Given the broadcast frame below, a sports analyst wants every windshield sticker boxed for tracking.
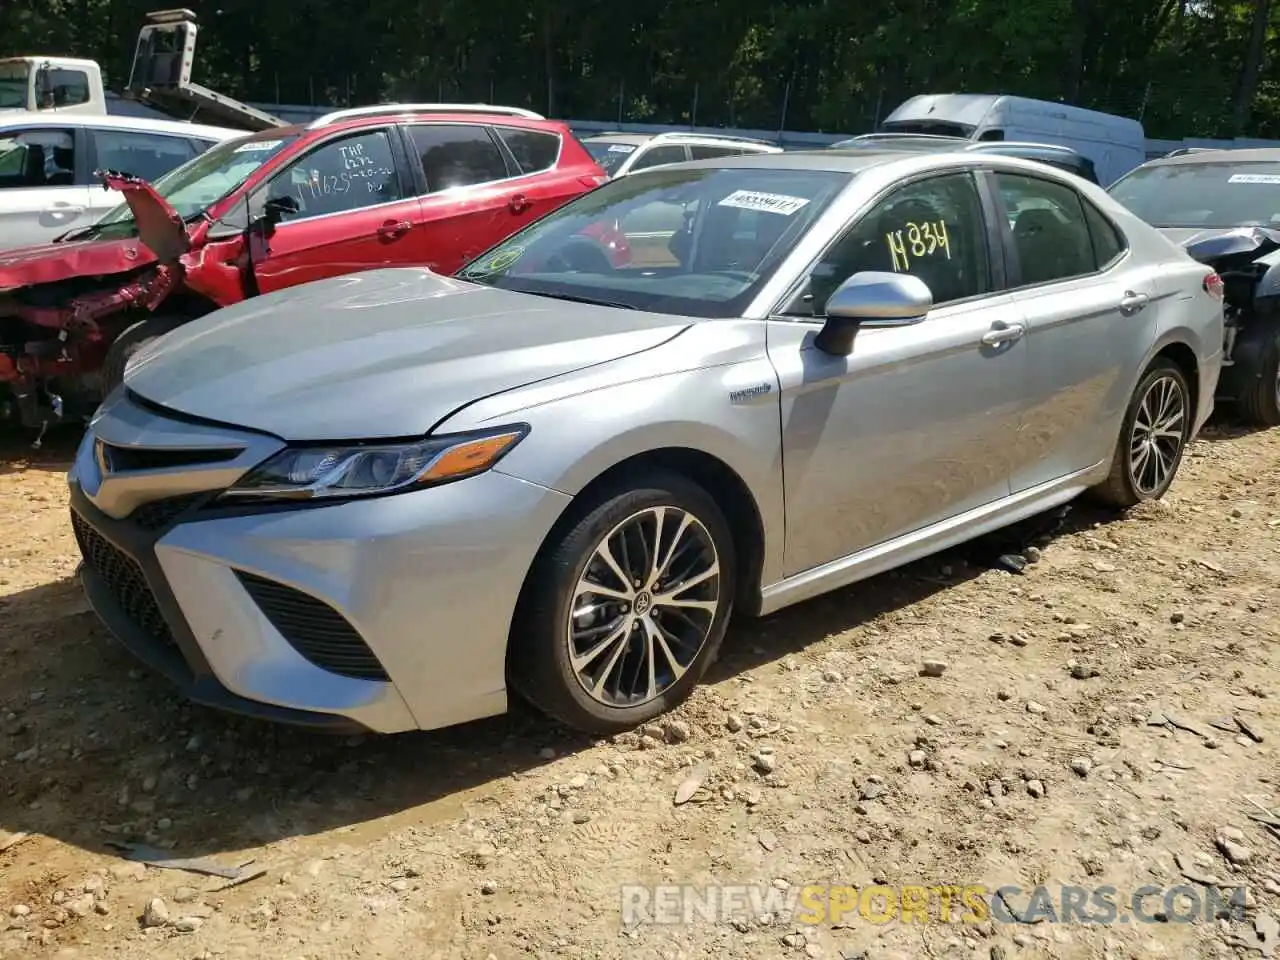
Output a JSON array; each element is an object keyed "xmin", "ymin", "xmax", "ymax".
[
  {"xmin": 234, "ymin": 139, "xmax": 283, "ymax": 153},
  {"xmin": 886, "ymin": 220, "xmax": 951, "ymax": 272},
  {"xmin": 480, "ymin": 247, "xmax": 523, "ymax": 273},
  {"xmin": 718, "ymin": 190, "xmax": 811, "ymax": 216},
  {"xmin": 607, "ymin": 144, "xmax": 637, "ymax": 154},
  {"xmin": 1228, "ymin": 173, "xmax": 1280, "ymax": 184}
]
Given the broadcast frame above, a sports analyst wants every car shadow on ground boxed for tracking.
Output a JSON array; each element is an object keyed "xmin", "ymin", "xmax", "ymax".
[
  {"xmin": 1196, "ymin": 417, "xmax": 1275, "ymax": 443},
  {"xmin": 0, "ymin": 495, "xmax": 1125, "ymax": 869}
]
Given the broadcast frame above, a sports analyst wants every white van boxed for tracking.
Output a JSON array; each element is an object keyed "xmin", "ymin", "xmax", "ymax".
[{"xmin": 879, "ymin": 94, "xmax": 1145, "ymax": 186}]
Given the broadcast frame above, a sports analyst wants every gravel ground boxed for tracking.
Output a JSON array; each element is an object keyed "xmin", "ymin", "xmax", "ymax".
[{"xmin": 0, "ymin": 421, "xmax": 1277, "ymax": 960}]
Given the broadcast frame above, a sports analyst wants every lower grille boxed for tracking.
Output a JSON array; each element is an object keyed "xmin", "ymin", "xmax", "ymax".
[
  {"xmin": 129, "ymin": 493, "xmax": 208, "ymax": 532},
  {"xmin": 71, "ymin": 511, "xmax": 172, "ymax": 644},
  {"xmin": 235, "ymin": 571, "xmax": 389, "ymax": 682}
]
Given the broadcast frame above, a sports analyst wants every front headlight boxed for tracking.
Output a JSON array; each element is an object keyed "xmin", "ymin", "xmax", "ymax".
[{"xmin": 221, "ymin": 425, "xmax": 528, "ymax": 501}]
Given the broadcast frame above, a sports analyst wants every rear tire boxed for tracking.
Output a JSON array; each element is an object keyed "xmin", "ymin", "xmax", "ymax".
[
  {"xmin": 507, "ymin": 470, "xmax": 736, "ymax": 734},
  {"xmin": 1236, "ymin": 330, "xmax": 1280, "ymax": 426},
  {"xmin": 1091, "ymin": 359, "xmax": 1192, "ymax": 508},
  {"xmin": 101, "ymin": 314, "xmax": 191, "ymax": 398}
]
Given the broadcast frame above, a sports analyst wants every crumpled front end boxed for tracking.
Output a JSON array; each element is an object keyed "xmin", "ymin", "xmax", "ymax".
[{"xmin": 0, "ymin": 171, "xmax": 231, "ymax": 431}]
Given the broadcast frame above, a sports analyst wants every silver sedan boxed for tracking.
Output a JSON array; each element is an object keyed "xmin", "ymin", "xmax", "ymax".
[{"xmin": 68, "ymin": 150, "xmax": 1224, "ymax": 735}]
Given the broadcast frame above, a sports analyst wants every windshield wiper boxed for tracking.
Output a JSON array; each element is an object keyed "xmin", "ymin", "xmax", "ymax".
[{"xmin": 521, "ymin": 289, "xmax": 638, "ymax": 310}]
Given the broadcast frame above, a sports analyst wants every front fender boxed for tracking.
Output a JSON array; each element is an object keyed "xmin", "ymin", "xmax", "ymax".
[{"xmin": 432, "ymin": 325, "xmax": 789, "ymax": 587}]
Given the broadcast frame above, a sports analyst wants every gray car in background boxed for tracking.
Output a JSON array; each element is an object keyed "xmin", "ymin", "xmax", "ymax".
[
  {"xmin": 1108, "ymin": 148, "xmax": 1280, "ymax": 424},
  {"xmin": 68, "ymin": 150, "xmax": 1224, "ymax": 736}
]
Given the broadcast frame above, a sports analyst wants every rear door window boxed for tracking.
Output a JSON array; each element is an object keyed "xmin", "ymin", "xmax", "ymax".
[
  {"xmin": 995, "ymin": 173, "xmax": 1098, "ymax": 286},
  {"xmin": 91, "ymin": 129, "xmax": 198, "ymax": 181},
  {"xmin": 630, "ymin": 144, "xmax": 688, "ymax": 172},
  {"xmin": 407, "ymin": 124, "xmax": 510, "ymax": 191},
  {"xmin": 690, "ymin": 145, "xmax": 740, "ymax": 160}
]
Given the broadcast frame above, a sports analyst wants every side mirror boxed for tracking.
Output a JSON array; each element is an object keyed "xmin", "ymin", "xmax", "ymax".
[
  {"xmin": 814, "ymin": 271, "xmax": 933, "ymax": 356},
  {"xmin": 263, "ymin": 194, "xmax": 299, "ymax": 223}
]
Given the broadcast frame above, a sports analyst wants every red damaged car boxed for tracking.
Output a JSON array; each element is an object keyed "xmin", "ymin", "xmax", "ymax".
[{"xmin": 0, "ymin": 104, "xmax": 607, "ymax": 432}]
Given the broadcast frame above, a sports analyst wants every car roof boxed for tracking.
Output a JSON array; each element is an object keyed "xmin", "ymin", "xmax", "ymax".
[
  {"xmin": 1141, "ymin": 147, "xmax": 1280, "ymax": 168},
  {"xmin": 581, "ymin": 132, "xmax": 777, "ymax": 148},
  {"xmin": 0, "ymin": 112, "xmax": 240, "ymax": 140},
  {"xmin": 208, "ymin": 111, "xmax": 569, "ymax": 150},
  {"xmin": 582, "ymin": 133, "xmax": 655, "ymax": 145},
  {"xmin": 641, "ymin": 149, "xmax": 1106, "ymax": 185},
  {"xmin": 830, "ymin": 135, "xmax": 1087, "ymax": 161}
]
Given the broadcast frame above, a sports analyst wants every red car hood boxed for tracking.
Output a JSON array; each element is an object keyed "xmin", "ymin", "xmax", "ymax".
[
  {"xmin": 0, "ymin": 237, "xmax": 158, "ymax": 293},
  {"xmin": 0, "ymin": 172, "xmax": 186, "ymax": 292},
  {"xmin": 97, "ymin": 171, "xmax": 191, "ymax": 263}
]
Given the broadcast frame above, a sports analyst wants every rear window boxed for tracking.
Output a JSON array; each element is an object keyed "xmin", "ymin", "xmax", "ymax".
[
  {"xmin": 1108, "ymin": 160, "xmax": 1280, "ymax": 228},
  {"xmin": 584, "ymin": 140, "xmax": 638, "ymax": 176},
  {"xmin": 496, "ymin": 127, "xmax": 561, "ymax": 174}
]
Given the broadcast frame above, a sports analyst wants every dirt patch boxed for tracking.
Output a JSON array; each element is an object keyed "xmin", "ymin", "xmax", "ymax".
[{"xmin": 0, "ymin": 422, "xmax": 1277, "ymax": 960}]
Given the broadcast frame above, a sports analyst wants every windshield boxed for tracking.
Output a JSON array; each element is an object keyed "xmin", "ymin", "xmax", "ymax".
[
  {"xmin": 0, "ymin": 62, "xmax": 29, "ymax": 109},
  {"xmin": 76, "ymin": 133, "xmax": 296, "ymax": 240},
  {"xmin": 830, "ymin": 136, "xmax": 954, "ymax": 153},
  {"xmin": 1107, "ymin": 160, "xmax": 1280, "ymax": 229},
  {"xmin": 457, "ymin": 165, "xmax": 851, "ymax": 319},
  {"xmin": 880, "ymin": 120, "xmax": 975, "ymax": 138},
  {"xmin": 584, "ymin": 140, "xmax": 640, "ymax": 176}
]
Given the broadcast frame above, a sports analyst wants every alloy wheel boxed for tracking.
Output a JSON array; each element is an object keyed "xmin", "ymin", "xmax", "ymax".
[
  {"xmin": 567, "ymin": 506, "xmax": 721, "ymax": 707},
  {"xmin": 1128, "ymin": 374, "xmax": 1186, "ymax": 496}
]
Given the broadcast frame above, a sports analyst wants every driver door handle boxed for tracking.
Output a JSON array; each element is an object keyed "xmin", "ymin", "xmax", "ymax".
[
  {"xmin": 377, "ymin": 219, "xmax": 411, "ymax": 240},
  {"xmin": 1119, "ymin": 290, "xmax": 1150, "ymax": 315},
  {"xmin": 508, "ymin": 193, "xmax": 531, "ymax": 214},
  {"xmin": 43, "ymin": 204, "xmax": 85, "ymax": 217},
  {"xmin": 981, "ymin": 322, "xmax": 1026, "ymax": 346}
]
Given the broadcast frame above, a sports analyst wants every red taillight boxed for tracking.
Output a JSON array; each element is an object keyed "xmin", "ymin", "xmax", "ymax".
[{"xmin": 1204, "ymin": 272, "xmax": 1224, "ymax": 299}]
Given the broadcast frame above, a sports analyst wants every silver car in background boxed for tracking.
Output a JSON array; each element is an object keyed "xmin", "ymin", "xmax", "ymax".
[{"xmin": 68, "ymin": 150, "xmax": 1224, "ymax": 736}]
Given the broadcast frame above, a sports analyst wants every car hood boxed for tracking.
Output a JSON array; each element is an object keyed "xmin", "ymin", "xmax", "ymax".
[
  {"xmin": 0, "ymin": 236, "xmax": 157, "ymax": 292},
  {"xmin": 1157, "ymin": 226, "xmax": 1228, "ymax": 247},
  {"xmin": 123, "ymin": 268, "xmax": 694, "ymax": 441},
  {"xmin": 97, "ymin": 171, "xmax": 190, "ymax": 263}
]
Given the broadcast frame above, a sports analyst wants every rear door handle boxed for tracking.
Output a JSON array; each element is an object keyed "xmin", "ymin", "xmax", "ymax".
[
  {"xmin": 1119, "ymin": 290, "xmax": 1150, "ymax": 315},
  {"xmin": 377, "ymin": 219, "xmax": 411, "ymax": 240},
  {"xmin": 508, "ymin": 193, "xmax": 531, "ymax": 214},
  {"xmin": 43, "ymin": 204, "xmax": 85, "ymax": 218},
  {"xmin": 981, "ymin": 322, "xmax": 1026, "ymax": 346}
]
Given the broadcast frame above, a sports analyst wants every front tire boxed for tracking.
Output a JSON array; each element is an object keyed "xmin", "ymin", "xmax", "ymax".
[
  {"xmin": 101, "ymin": 314, "xmax": 191, "ymax": 398},
  {"xmin": 508, "ymin": 470, "xmax": 736, "ymax": 734},
  {"xmin": 1236, "ymin": 330, "xmax": 1280, "ymax": 426},
  {"xmin": 1091, "ymin": 359, "xmax": 1192, "ymax": 508}
]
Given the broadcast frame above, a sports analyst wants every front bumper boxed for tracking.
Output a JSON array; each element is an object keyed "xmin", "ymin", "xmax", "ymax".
[{"xmin": 69, "ymin": 403, "xmax": 572, "ymax": 734}]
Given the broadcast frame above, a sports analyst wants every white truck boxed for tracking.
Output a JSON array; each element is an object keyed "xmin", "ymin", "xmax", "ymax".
[{"xmin": 0, "ymin": 9, "xmax": 284, "ymax": 130}]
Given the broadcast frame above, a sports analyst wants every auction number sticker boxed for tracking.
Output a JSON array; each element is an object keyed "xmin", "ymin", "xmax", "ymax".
[
  {"xmin": 234, "ymin": 139, "xmax": 284, "ymax": 153},
  {"xmin": 1228, "ymin": 173, "xmax": 1280, "ymax": 184},
  {"xmin": 607, "ymin": 144, "xmax": 637, "ymax": 154},
  {"xmin": 717, "ymin": 190, "xmax": 811, "ymax": 216}
]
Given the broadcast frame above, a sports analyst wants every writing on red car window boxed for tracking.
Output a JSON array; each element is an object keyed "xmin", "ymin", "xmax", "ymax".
[
  {"xmin": 886, "ymin": 220, "xmax": 951, "ymax": 272},
  {"xmin": 340, "ymin": 143, "xmax": 373, "ymax": 170},
  {"xmin": 717, "ymin": 190, "xmax": 811, "ymax": 216}
]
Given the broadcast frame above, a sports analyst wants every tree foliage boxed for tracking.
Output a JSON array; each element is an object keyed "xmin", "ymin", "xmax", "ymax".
[{"xmin": 2, "ymin": 0, "xmax": 1277, "ymax": 138}]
